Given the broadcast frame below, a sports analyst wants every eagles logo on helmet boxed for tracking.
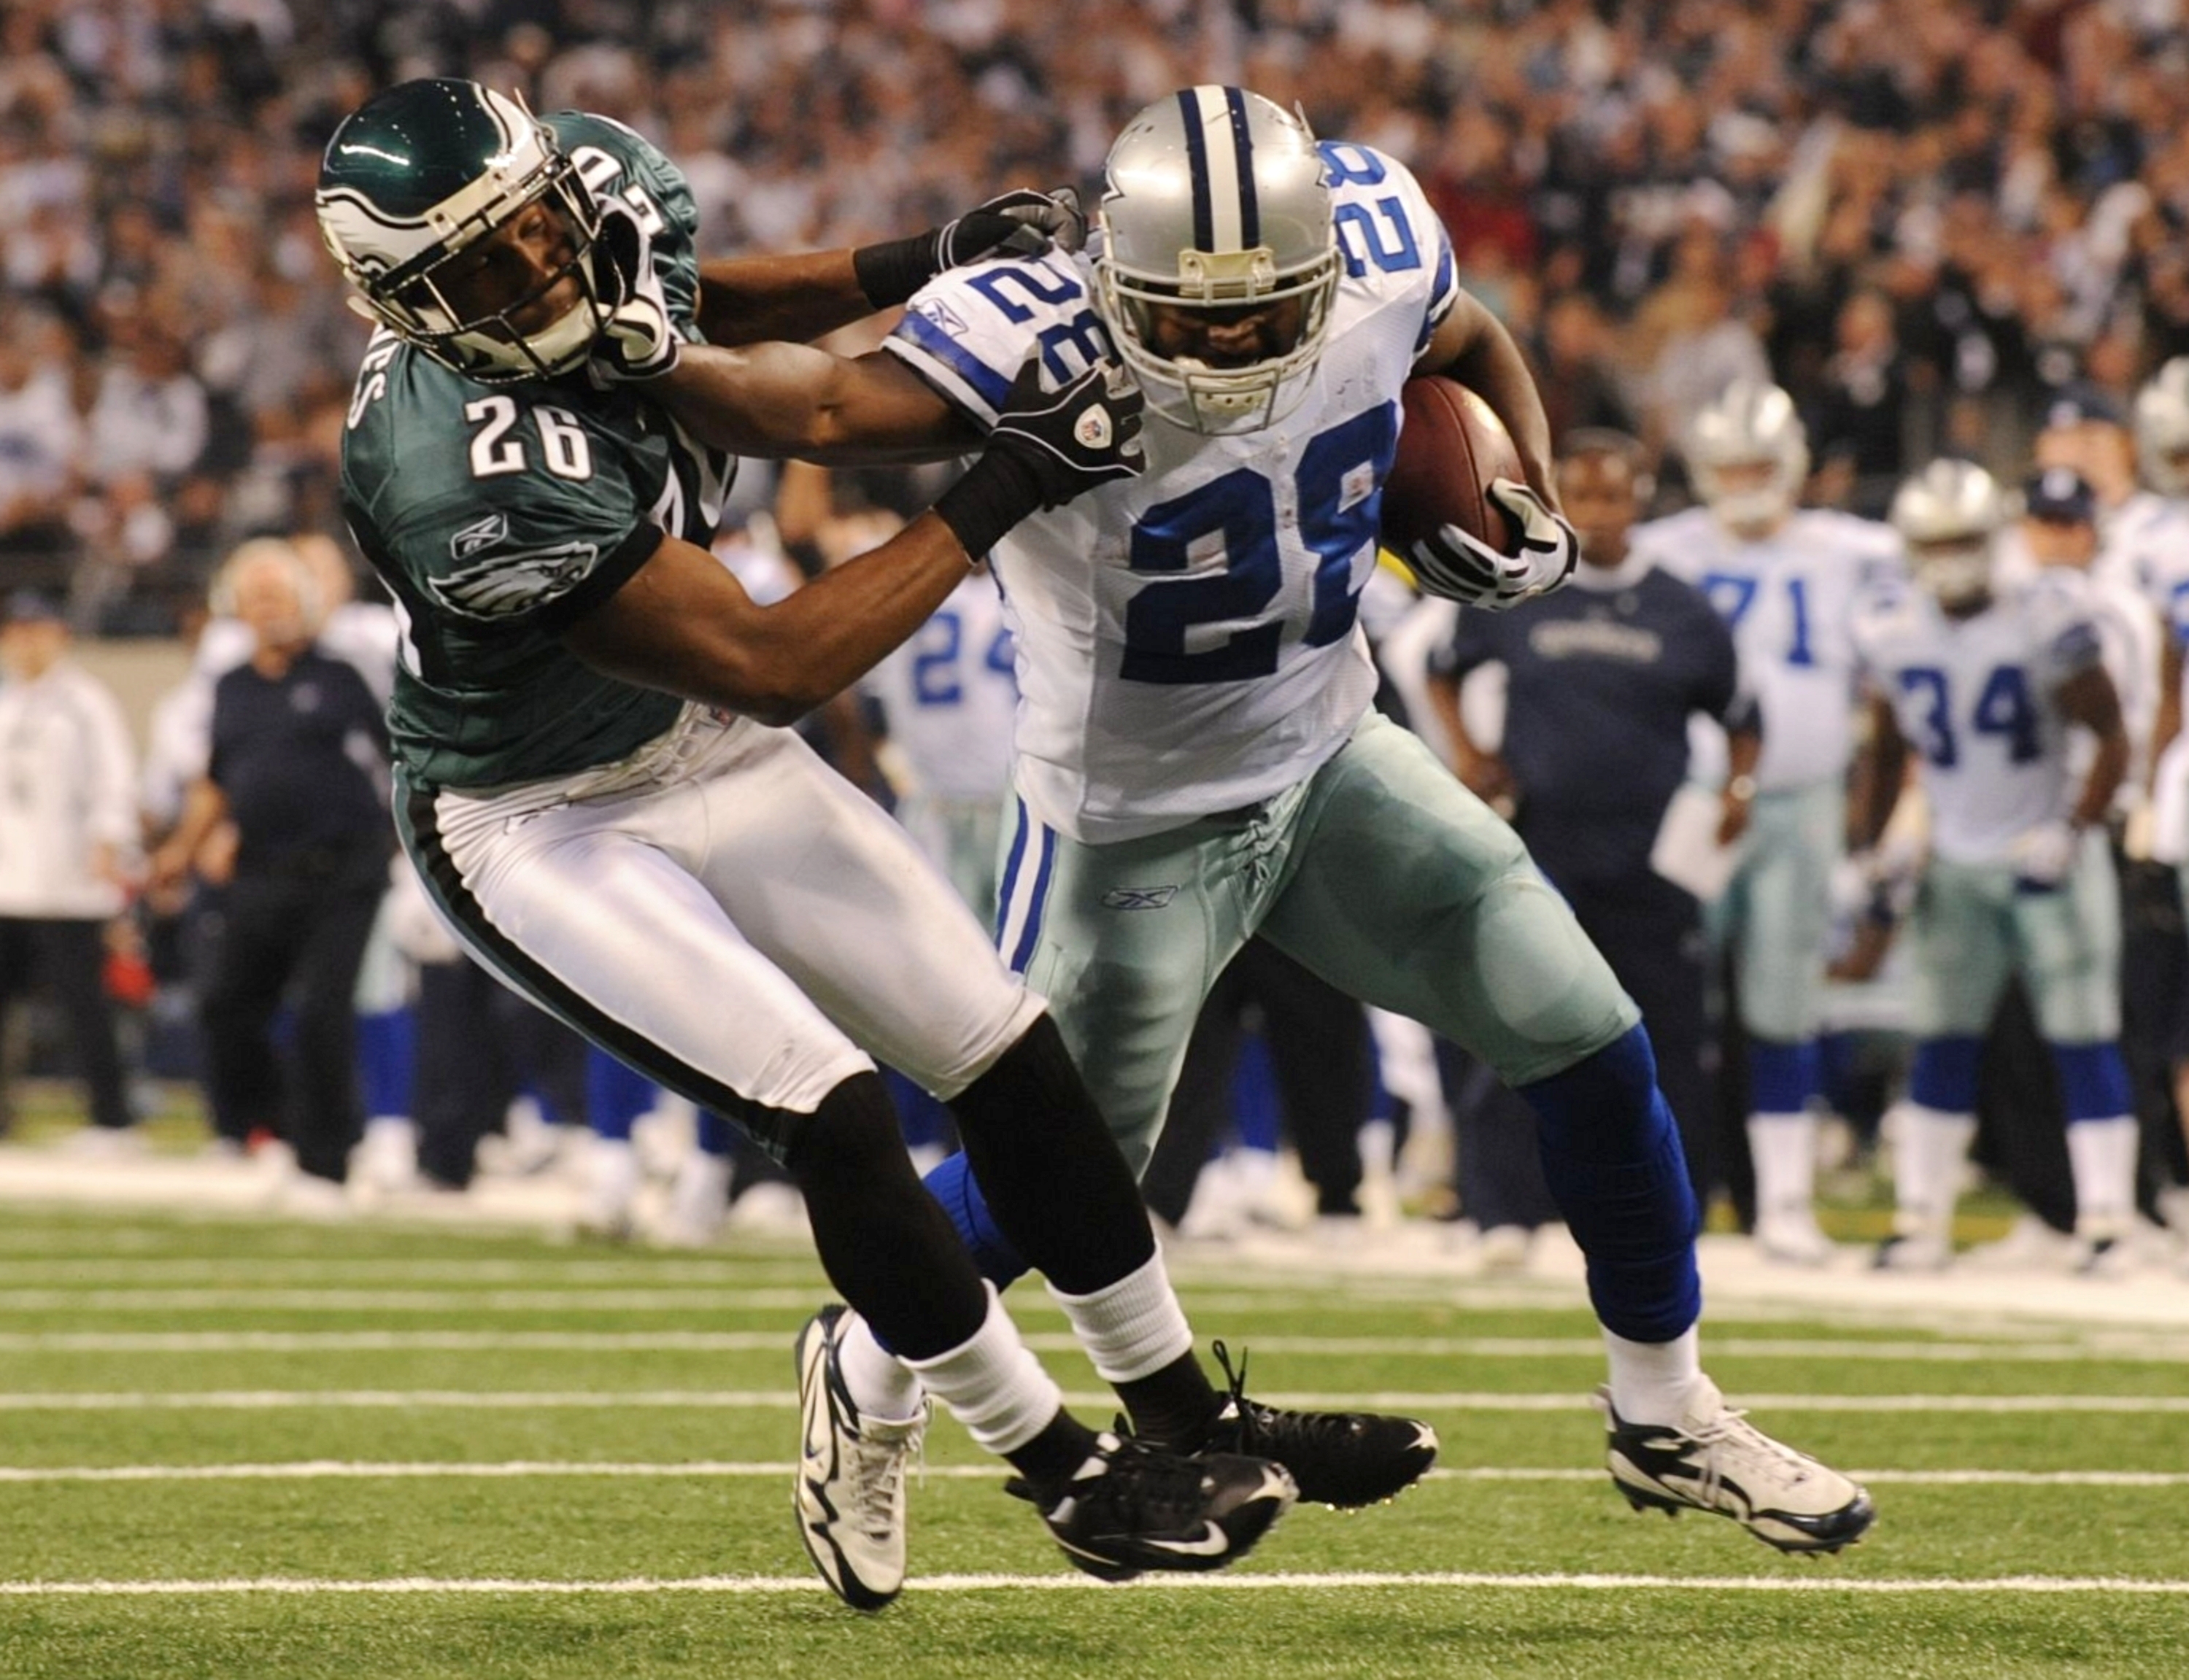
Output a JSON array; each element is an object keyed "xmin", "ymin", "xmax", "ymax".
[{"xmin": 314, "ymin": 79, "xmax": 623, "ymax": 384}]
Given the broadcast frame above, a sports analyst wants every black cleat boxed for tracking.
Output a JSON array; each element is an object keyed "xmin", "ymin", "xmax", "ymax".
[
  {"xmin": 1193, "ymin": 1341, "xmax": 1439, "ymax": 1509},
  {"xmin": 1008, "ymin": 1432, "xmax": 1294, "ymax": 1582},
  {"xmin": 1600, "ymin": 1377, "xmax": 1876, "ymax": 1555}
]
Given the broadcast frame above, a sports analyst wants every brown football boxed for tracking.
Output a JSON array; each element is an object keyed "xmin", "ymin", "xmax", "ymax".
[{"xmin": 1381, "ymin": 376, "xmax": 1524, "ymax": 559}]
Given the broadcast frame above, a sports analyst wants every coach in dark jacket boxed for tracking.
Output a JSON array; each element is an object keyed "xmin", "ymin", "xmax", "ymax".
[
  {"xmin": 151, "ymin": 541, "xmax": 389, "ymax": 1199},
  {"xmin": 1426, "ymin": 432, "xmax": 1760, "ymax": 1230}
]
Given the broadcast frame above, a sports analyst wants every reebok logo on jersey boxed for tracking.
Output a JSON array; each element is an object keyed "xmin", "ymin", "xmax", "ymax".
[
  {"xmin": 913, "ymin": 297, "xmax": 970, "ymax": 338},
  {"xmin": 448, "ymin": 512, "xmax": 511, "ymax": 561},
  {"xmin": 428, "ymin": 541, "xmax": 600, "ymax": 619},
  {"xmin": 1101, "ymin": 886, "xmax": 1177, "ymax": 910}
]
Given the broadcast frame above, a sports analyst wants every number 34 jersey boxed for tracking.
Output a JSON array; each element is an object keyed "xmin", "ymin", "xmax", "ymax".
[
  {"xmin": 1851, "ymin": 578, "xmax": 2104, "ymax": 866},
  {"xmin": 887, "ymin": 142, "xmax": 1459, "ymax": 843}
]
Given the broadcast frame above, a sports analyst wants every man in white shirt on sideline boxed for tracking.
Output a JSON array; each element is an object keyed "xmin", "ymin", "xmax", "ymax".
[{"xmin": 0, "ymin": 589, "xmax": 139, "ymax": 1146}]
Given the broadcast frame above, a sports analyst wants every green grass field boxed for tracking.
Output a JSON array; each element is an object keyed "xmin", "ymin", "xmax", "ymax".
[{"xmin": 0, "ymin": 1207, "xmax": 2183, "ymax": 1679}]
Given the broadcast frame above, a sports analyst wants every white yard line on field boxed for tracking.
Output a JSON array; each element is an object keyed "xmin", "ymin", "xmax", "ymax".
[
  {"xmin": 0, "ymin": 1460, "xmax": 2183, "ymax": 1488},
  {"xmin": 4, "ymin": 1328, "xmax": 2187, "ymax": 1362},
  {"xmin": 0, "ymin": 1389, "xmax": 2185, "ymax": 1413},
  {"xmin": 1, "ymin": 1571, "xmax": 2185, "ymax": 1598}
]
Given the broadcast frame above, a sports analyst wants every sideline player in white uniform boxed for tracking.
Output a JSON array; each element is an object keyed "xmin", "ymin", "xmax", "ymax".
[
  {"xmin": 1629, "ymin": 384, "xmax": 1903, "ymax": 1263},
  {"xmin": 864, "ymin": 564, "xmax": 1019, "ymax": 917},
  {"xmin": 653, "ymin": 88, "xmax": 1875, "ymax": 1562},
  {"xmin": 1853, "ymin": 461, "xmax": 2136, "ymax": 1271}
]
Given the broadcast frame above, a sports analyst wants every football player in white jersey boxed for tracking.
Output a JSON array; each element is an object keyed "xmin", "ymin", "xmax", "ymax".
[
  {"xmin": 2129, "ymin": 357, "xmax": 2189, "ymax": 1253},
  {"xmin": 1853, "ymin": 460, "xmax": 2136, "ymax": 1271},
  {"xmin": 652, "ymin": 87, "xmax": 1875, "ymax": 1563},
  {"xmin": 1629, "ymin": 383, "xmax": 1903, "ymax": 1264}
]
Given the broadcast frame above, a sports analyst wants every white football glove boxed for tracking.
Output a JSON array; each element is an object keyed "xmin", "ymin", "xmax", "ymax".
[
  {"xmin": 2008, "ymin": 819, "xmax": 2080, "ymax": 891},
  {"xmin": 587, "ymin": 199, "xmax": 682, "ymax": 384},
  {"xmin": 1408, "ymin": 479, "xmax": 1579, "ymax": 608}
]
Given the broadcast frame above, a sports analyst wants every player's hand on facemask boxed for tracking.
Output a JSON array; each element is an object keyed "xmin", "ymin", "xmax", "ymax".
[
  {"xmin": 2008, "ymin": 818, "xmax": 2079, "ymax": 891},
  {"xmin": 938, "ymin": 187, "xmax": 1088, "ymax": 265},
  {"xmin": 1409, "ymin": 480, "xmax": 1580, "ymax": 609},
  {"xmin": 587, "ymin": 199, "xmax": 683, "ymax": 383}
]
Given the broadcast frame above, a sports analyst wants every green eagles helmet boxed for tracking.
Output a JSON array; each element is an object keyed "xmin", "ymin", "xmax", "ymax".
[{"xmin": 315, "ymin": 78, "xmax": 616, "ymax": 384}]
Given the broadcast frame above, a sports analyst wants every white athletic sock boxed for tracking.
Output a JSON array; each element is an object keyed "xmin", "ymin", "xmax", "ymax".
[
  {"xmin": 1047, "ymin": 1246, "xmax": 1194, "ymax": 1384},
  {"xmin": 836, "ymin": 1312, "xmax": 927, "ymax": 1424},
  {"xmin": 2065, "ymin": 1115, "xmax": 2138, "ymax": 1238},
  {"xmin": 901, "ymin": 1285, "xmax": 1065, "ymax": 1457},
  {"xmin": 1603, "ymin": 1325, "xmax": 1703, "ymax": 1427},
  {"xmin": 1747, "ymin": 1112, "xmax": 1818, "ymax": 1220},
  {"xmin": 1889, "ymin": 1103, "xmax": 1976, "ymax": 1234}
]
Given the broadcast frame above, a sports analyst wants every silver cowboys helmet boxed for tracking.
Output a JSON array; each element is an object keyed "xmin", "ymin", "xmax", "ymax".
[
  {"xmin": 1686, "ymin": 380, "xmax": 1810, "ymax": 531},
  {"xmin": 2134, "ymin": 356, "xmax": 2189, "ymax": 496},
  {"xmin": 314, "ymin": 79, "xmax": 615, "ymax": 384},
  {"xmin": 1891, "ymin": 457, "xmax": 2005, "ymax": 608},
  {"xmin": 1096, "ymin": 86, "xmax": 1341, "ymax": 433}
]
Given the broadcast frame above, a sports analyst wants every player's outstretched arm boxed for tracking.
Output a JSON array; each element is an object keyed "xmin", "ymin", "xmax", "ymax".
[
  {"xmin": 695, "ymin": 190, "xmax": 1084, "ymax": 347},
  {"xmin": 646, "ymin": 339, "xmax": 980, "ymax": 465},
  {"xmin": 563, "ymin": 357, "xmax": 1140, "ymax": 725}
]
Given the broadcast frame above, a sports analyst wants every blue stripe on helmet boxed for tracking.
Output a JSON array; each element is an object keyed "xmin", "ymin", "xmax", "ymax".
[
  {"xmin": 1177, "ymin": 88, "xmax": 1215, "ymax": 252},
  {"xmin": 1222, "ymin": 86, "xmax": 1259, "ymax": 247}
]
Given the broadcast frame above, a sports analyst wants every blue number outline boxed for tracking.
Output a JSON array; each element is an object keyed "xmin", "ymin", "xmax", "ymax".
[{"xmin": 1119, "ymin": 405, "xmax": 1398, "ymax": 684}]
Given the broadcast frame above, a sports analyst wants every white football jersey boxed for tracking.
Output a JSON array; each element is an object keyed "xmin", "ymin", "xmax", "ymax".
[
  {"xmin": 1632, "ymin": 507, "xmax": 1902, "ymax": 793},
  {"xmin": 864, "ymin": 571, "xmax": 1019, "ymax": 803},
  {"xmin": 886, "ymin": 141, "xmax": 1459, "ymax": 842},
  {"xmin": 1852, "ymin": 578, "xmax": 2104, "ymax": 864}
]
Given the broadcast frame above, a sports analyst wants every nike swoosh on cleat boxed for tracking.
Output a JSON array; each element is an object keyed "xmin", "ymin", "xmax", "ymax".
[
  {"xmin": 1409, "ymin": 1424, "xmax": 1440, "ymax": 1452},
  {"xmin": 1145, "ymin": 1522, "xmax": 1233, "ymax": 1558}
]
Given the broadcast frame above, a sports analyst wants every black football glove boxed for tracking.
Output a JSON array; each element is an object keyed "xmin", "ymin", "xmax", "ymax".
[
  {"xmin": 1408, "ymin": 479, "xmax": 1579, "ymax": 608},
  {"xmin": 854, "ymin": 187, "xmax": 1086, "ymax": 308},
  {"xmin": 586, "ymin": 199, "xmax": 683, "ymax": 384},
  {"xmin": 934, "ymin": 355, "xmax": 1145, "ymax": 558},
  {"xmin": 936, "ymin": 186, "xmax": 1088, "ymax": 266}
]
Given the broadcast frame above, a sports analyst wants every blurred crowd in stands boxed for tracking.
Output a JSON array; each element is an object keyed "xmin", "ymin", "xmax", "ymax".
[{"xmin": 1, "ymin": 1, "xmax": 2188, "ymax": 623}]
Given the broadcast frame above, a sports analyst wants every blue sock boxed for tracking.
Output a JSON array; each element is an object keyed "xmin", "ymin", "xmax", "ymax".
[
  {"xmin": 355, "ymin": 1006, "xmax": 415, "ymax": 1119},
  {"xmin": 921, "ymin": 1151, "xmax": 1029, "ymax": 1288},
  {"xmin": 1746, "ymin": 1037, "xmax": 1819, "ymax": 1114},
  {"xmin": 1908, "ymin": 1037, "xmax": 1982, "ymax": 1112},
  {"xmin": 1520, "ymin": 1024, "xmax": 1702, "ymax": 1344},
  {"xmin": 695, "ymin": 1110, "xmax": 731, "ymax": 1157},
  {"xmin": 2051, "ymin": 1041, "xmax": 2131, "ymax": 1122},
  {"xmin": 585, "ymin": 1048, "xmax": 654, "ymax": 1142}
]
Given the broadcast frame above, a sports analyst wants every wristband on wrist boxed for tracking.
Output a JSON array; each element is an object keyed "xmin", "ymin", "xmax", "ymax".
[
  {"xmin": 932, "ymin": 448, "xmax": 1044, "ymax": 562},
  {"xmin": 851, "ymin": 232, "xmax": 941, "ymax": 309}
]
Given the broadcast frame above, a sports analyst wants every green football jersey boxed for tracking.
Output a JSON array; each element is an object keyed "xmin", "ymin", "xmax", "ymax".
[{"xmin": 339, "ymin": 111, "xmax": 731, "ymax": 791}]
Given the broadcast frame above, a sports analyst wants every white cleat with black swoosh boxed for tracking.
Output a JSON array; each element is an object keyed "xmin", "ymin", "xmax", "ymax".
[
  {"xmin": 794, "ymin": 1304, "xmax": 927, "ymax": 1611},
  {"xmin": 1011, "ymin": 1433, "xmax": 1295, "ymax": 1582}
]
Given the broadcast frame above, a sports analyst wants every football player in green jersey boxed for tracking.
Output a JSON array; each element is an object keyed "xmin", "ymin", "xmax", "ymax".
[{"xmin": 318, "ymin": 77, "xmax": 1438, "ymax": 1604}]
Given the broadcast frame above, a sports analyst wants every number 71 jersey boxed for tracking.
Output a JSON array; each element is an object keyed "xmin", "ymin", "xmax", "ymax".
[
  {"xmin": 1851, "ymin": 578, "xmax": 2103, "ymax": 865},
  {"xmin": 887, "ymin": 142, "xmax": 1459, "ymax": 843},
  {"xmin": 1631, "ymin": 507, "xmax": 1903, "ymax": 793}
]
